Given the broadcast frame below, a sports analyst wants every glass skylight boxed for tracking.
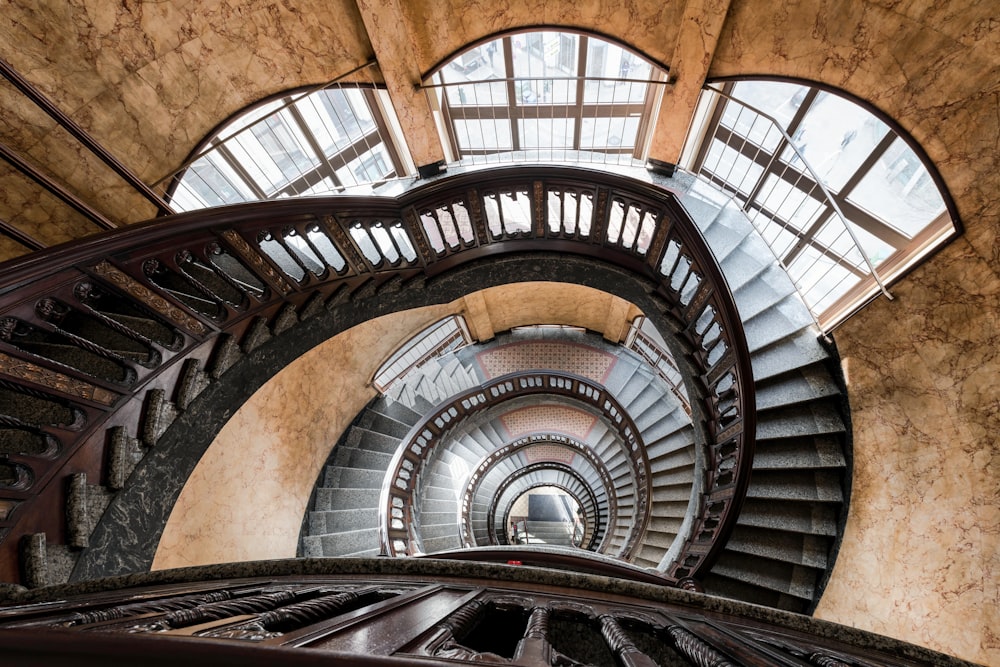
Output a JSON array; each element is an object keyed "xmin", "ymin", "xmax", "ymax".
[
  {"xmin": 425, "ymin": 31, "xmax": 668, "ymax": 164},
  {"xmin": 691, "ymin": 80, "xmax": 957, "ymax": 326},
  {"xmin": 166, "ymin": 82, "xmax": 407, "ymax": 212}
]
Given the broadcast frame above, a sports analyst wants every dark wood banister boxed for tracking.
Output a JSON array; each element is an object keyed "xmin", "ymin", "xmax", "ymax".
[{"xmin": 0, "ymin": 164, "xmax": 753, "ymax": 587}]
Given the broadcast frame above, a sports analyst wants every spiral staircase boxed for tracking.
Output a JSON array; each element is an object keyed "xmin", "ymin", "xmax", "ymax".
[
  {"xmin": 0, "ymin": 165, "xmax": 848, "ymax": 619},
  {"xmin": 300, "ymin": 172, "xmax": 849, "ymax": 613}
]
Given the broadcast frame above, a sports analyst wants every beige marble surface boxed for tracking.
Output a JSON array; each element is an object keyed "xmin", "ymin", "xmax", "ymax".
[
  {"xmin": 816, "ymin": 234, "xmax": 1000, "ymax": 666},
  {"xmin": 153, "ymin": 303, "xmax": 454, "ymax": 569},
  {"xmin": 399, "ymin": 0, "xmax": 681, "ymax": 74},
  {"xmin": 476, "ymin": 281, "xmax": 642, "ymax": 335}
]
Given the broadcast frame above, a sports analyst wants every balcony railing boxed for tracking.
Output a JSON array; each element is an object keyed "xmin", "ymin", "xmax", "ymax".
[{"xmin": 0, "ymin": 164, "xmax": 753, "ymax": 587}]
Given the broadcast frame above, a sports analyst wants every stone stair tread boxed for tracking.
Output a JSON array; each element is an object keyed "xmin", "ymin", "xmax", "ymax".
[
  {"xmin": 323, "ymin": 467, "xmax": 384, "ymax": 489},
  {"xmin": 701, "ymin": 573, "xmax": 805, "ymax": 613},
  {"xmin": 743, "ymin": 297, "xmax": 815, "ymax": 353},
  {"xmin": 750, "ymin": 329, "xmax": 830, "ymax": 381},
  {"xmin": 745, "ymin": 471, "xmax": 844, "ymax": 503},
  {"xmin": 755, "ymin": 403, "xmax": 845, "ymax": 440},
  {"xmin": 318, "ymin": 528, "xmax": 379, "ymax": 556},
  {"xmin": 736, "ymin": 499, "xmax": 839, "ymax": 536},
  {"xmin": 754, "ymin": 365, "xmax": 841, "ymax": 411},
  {"xmin": 314, "ymin": 487, "xmax": 380, "ymax": 511},
  {"xmin": 752, "ymin": 436, "xmax": 846, "ymax": 469},
  {"xmin": 723, "ymin": 526, "xmax": 831, "ymax": 568},
  {"xmin": 732, "ymin": 264, "xmax": 797, "ymax": 321},
  {"xmin": 709, "ymin": 553, "xmax": 819, "ymax": 600},
  {"xmin": 346, "ymin": 427, "xmax": 402, "ymax": 453}
]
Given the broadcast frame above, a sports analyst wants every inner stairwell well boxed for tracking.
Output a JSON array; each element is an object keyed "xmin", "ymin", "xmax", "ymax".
[{"xmin": 300, "ymin": 171, "xmax": 850, "ymax": 614}]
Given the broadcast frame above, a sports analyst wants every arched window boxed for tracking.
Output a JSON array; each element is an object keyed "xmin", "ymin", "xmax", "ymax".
[
  {"xmin": 684, "ymin": 79, "xmax": 959, "ymax": 327},
  {"xmin": 424, "ymin": 31, "xmax": 669, "ymax": 165},
  {"xmin": 166, "ymin": 68, "xmax": 410, "ymax": 212}
]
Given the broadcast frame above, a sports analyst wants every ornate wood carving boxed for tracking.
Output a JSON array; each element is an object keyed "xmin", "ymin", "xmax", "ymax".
[
  {"xmin": 218, "ymin": 230, "xmax": 293, "ymax": 294},
  {"xmin": 322, "ymin": 215, "xmax": 368, "ymax": 273},
  {"xmin": 0, "ymin": 351, "xmax": 117, "ymax": 406},
  {"xmin": 91, "ymin": 261, "xmax": 207, "ymax": 335},
  {"xmin": 666, "ymin": 625, "xmax": 737, "ymax": 667},
  {"xmin": 533, "ymin": 181, "xmax": 545, "ymax": 237}
]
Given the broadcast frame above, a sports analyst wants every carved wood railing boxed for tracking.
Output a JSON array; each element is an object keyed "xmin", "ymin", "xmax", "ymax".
[
  {"xmin": 0, "ymin": 563, "xmax": 967, "ymax": 667},
  {"xmin": 0, "ymin": 165, "xmax": 753, "ymax": 586},
  {"xmin": 378, "ymin": 371, "xmax": 651, "ymax": 561}
]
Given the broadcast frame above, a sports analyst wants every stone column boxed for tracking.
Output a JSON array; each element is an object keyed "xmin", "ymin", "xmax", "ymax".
[
  {"xmin": 647, "ymin": 0, "xmax": 732, "ymax": 169},
  {"xmin": 355, "ymin": 0, "xmax": 447, "ymax": 173}
]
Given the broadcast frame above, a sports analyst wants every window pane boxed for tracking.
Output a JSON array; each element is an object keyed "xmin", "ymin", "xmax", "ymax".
[
  {"xmin": 512, "ymin": 32, "xmax": 578, "ymax": 106},
  {"xmin": 754, "ymin": 174, "xmax": 825, "ymax": 233},
  {"xmin": 583, "ymin": 40, "xmax": 650, "ymax": 103},
  {"xmin": 778, "ymin": 91, "xmax": 890, "ymax": 190},
  {"xmin": 701, "ymin": 140, "xmax": 765, "ymax": 197},
  {"xmin": 580, "ymin": 116, "xmax": 640, "ymax": 150},
  {"xmin": 296, "ymin": 88, "xmax": 376, "ymax": 156},
  {"xmin": 729, "ymin": 80, "xmax": 809, "ymax": 130},
  {"xmin": 453, "ymin": 119, "xmax": 513, "ymax": 152},
  {"xmin": 518, "ymin": 118, "xmax": 575, "ymax": 149},
  {"xmin": 847, "ymin": 138, "xmax": 946, "ymax": 236}
]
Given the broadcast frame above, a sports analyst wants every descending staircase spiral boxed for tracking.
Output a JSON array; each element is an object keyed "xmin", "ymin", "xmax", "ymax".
[
  {"xmin": 0, "ymin": 165, "xmax": 847, "ymax": 617},
  {"xmin": 301, "ymin": 172, "xmax": 849, "ymax": 613}
]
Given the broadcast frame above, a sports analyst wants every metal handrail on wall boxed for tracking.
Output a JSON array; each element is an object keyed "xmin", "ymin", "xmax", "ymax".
[
  {"xmin": 695, "ymin": 86, "xmax": 893, "ymax": 330},
  {"xmin": 0, "ymin": 165, "xmax": 753, "ymax": 587}
]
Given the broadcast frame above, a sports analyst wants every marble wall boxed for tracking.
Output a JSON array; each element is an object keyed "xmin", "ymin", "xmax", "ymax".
[
  {"xmin": 152, "ymin": 303, "xmax": 455, "ymax": 569},
  {"xmin": 815, "ymin": 235, "xmax": 1000, "ymax": 666}
]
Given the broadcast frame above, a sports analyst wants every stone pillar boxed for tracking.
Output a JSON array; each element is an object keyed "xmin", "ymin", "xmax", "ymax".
[
  {"xmin": 647, "ymin": 0, "xmax": 732, "ymax": 169},
  {"xmin": 355, "ymin": 0, "xmax": 447, "ymax": 173}
]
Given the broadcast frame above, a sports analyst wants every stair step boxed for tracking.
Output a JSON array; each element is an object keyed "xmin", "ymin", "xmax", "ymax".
[
  {"xmin": 311, "ymin": 508, "xmax": 378, "ymax": 534},
  {"xmin": 732, "ymin": 264, "xmax": 796, "ymax": 321},
  {"xmin": 344, "ymin": 448, "xmax": 394, "ymax": 471},
  {"xmin": 314, "ymin": 487, "xmax": 380, "ymax": 511},
  {"xmin": 755, "ymin": 364, "xmax": 841, "ymax": 411},
  {"xmin": 756, "ymin": 403, "xmax": 845, "ymax": 440},
  {"xmin": 420, "ymin": 523, "xmax": 458, "ymax": 541},
  {"xmin": 724, "ymin": 525, "xmax": 830, "ymax": 568},
  {"xmin": 744, "ymin": 470, "xmax": 844, "ymax": 503},
  {"xmin": 359, "ymin": 408, "xmax": 417, "ymax": 439},
  {"xmin": 346, "ymin": 427, "xmax": 402, "ymax": 454},
  {"xmin": 317, "ymin": 527, "xmax": 379, "ymax": 556},
  {"xmin": 751, "ymin": 329, "xmax": 829, "ymax": 381},
  {"xmin": 323, "ymin": 467, "xmax": 384, "ymax": 489},
  {"xmin": 701, "ymin": 573, "xmax": 807, "ymax": 613},
  {"xmin": 743, "ymin": 295, "xmax": 815, "ymax": 353},
  {"xmin": 709, "ymin": 553, "xmax": 819, "ymax": 601},
  {"xmin": 735, "ymin": 499, "xmax": 839, "ymax": 536},
  {"xmin": 752, "ymin": 435, "xmax": 846, "ymax": 470}
]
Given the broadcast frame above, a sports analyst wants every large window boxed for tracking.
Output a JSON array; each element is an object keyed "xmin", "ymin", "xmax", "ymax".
[
  {"xmin": 425, "ymin": 31, "xmax": 668, "ymax": 165},
  {"xmin": 165, "ymin": 74, "xmax": 409, "ymax": 212},
  {"xmin": 688, "ymin": 80, "xmax": 958, "ymax": 327}
]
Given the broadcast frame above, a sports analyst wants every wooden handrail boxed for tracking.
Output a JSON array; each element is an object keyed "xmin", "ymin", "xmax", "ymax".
[{"xmin": 0, "ymin": 164, "xmax": 753, "ymax": 587}]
